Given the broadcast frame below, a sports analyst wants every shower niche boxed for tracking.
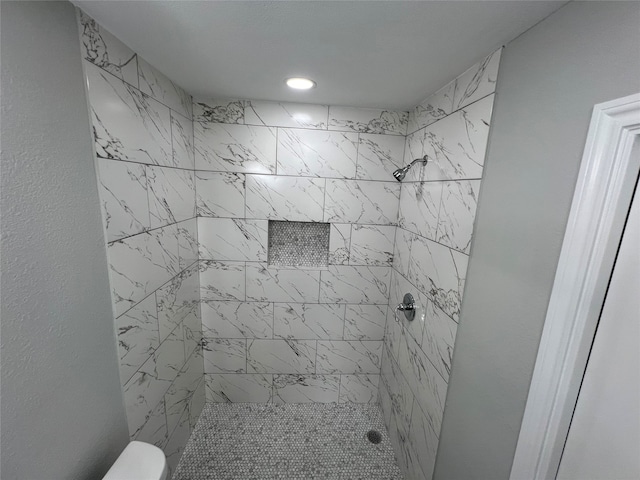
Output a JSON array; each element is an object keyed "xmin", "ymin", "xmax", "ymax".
[{"xmin": 267, "ymin": 221, "xmax": 330, "ymax": 268}]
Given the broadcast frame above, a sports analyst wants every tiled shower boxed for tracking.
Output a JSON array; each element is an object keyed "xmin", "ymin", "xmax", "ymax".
[{"xmin": 78, "ymin": 8, "xmax": 499, "ymax": 478}]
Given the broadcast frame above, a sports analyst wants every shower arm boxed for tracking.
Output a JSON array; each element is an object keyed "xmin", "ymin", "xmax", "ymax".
[{"xmin": 408, "ymin": 155, "xmax": 429, "ymax": 168}]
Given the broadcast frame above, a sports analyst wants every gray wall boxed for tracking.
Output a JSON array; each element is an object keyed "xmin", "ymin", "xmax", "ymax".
[
  {"xmin": 1, "ymin": 2, "xmax": 129, "ymax": 479},
  {"xmin": 435, "ymin": 2, "xmax": 640, "ymax": 479}
]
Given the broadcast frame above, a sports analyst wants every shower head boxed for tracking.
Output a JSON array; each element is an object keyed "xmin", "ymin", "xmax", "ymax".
[
  {"xmin": 392, "ymin": 165, "xmax": 411, "ymax": 182},
  {"xmin": 392, "ymin": 155, "xmax": 429, "ymax": 182}
]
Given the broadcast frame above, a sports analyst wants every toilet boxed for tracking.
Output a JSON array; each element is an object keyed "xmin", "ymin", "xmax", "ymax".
[{"xmin": 103, "ymin": 441, "xmax": 168, "ymax": 480}]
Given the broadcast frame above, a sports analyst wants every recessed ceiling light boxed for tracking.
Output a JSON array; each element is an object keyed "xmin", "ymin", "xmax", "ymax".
[{"xmin": 286, "ymin": 77, "xmax": 316, "ymax": 90}]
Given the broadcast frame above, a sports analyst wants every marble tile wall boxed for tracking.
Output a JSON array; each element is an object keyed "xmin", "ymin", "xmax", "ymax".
[
  {"xmin": 193, "ymin": 97, "xmax": 408, "ymax": 405},
  {"xmin": 77, "ymin": 10, "xmax": 204, "ymax": 475},
  {"xmin": 380, "ymin": 48, "xmax": 502, "ymax": 480},
  {"xmin": 77, "ymin": 9, "xmax": 498, "ymax": 476}
]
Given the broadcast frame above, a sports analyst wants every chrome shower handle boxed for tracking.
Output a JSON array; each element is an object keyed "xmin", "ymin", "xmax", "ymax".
[
  {"xmin": 396, "ymin": 293, "xmax": 416, "ymax": 321},
  {"xmin": 396, "ymin": 302, "xmax": 414, "ymax": 311}
]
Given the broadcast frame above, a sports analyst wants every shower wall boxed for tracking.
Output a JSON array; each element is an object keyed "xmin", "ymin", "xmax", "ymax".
[
  {"xmin": 77, "ymin": 11, "xmax": 204, "ymax": 473},
  {"xmin": 194, "ymin": 98, "xmax": 407, "ymax": 403},
  {"xmin": 379, "ymin": 49, "xmax": 501, "ymax": 479}
]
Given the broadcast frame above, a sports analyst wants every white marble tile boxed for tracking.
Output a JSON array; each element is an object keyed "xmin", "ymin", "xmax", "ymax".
[
  {"xmin": 405, "ymin": 439, "xmax": 431, "ymax": 480},
  {"xmin": 452, "ymin": 48, "xmax": 501, "ymax": 111},
  {"xmin": 205, "ymin": 373, "xmax": 273, "ymax": 403},
  {"xmin": 116, "ymin": 294, "xmax": 159, "ymax": 384},
  {"xmin": 146, "ymin": 327, "xmax": 186, "ymax": 383},
  {"xmin": 422, "ymin": 300, "xmax": 457, "ymax": 382},
  {"xmin": 201, "ymin": 301, "xmax": 273, "ymax": 339},
  {"xmin": 398, "ymin": 332, "xmax": 447, "ymax": 435},
  {"xmin": 133, "ymin": 398, "xmax": 168, "ymax": 449},
  {"xmin": 198, "ymin": 260, "xmax": 245, "ymax": 301},
  {"xmin": 324, "ymin": 180, "xmax": 400, "ymax": 225},
  {"xmin": 96, "ymin": 158, "xmax": 149, "ymax": 242},
  {"xmin": 182, "ymin": 309, "xmax": 203, "ymax": 361},
  {"xmin": 339, "ymin": 375, "xmax": 379, "ymax": 403},
  {"xmin": 246, "ymin": 263, "xmax": 320, "ymax": 303},
  {"xmin": 390, "ymin": 409, "xmax": 415, "ymax": 476},
  {"xmin": 407, "ymin": 236, "xmax": 468, "ymax": 321},
  {"xmin": 85, "ymin": 62, "xmax": 172, "ymax": 166},
  {"xmin": 408, "ymin": 82, "xmax": 455, "ymax": 134},
  {"xmin": 328, "ymin": 223, "xmax": 351, "ymax": 265},
  {"xmin": 424, "ymin": 94, "xmax": 494, "ymax": 181},
  {"xmin": 151, "ymin": 223, "xmax": 182, "ymax": 277},
  {"xmin": 273, "ymin": 303, "xmax": 345, "ymax": 340},
  {"xmin": 202, "ymin": 338, "xmax": 246, "ymax": 374},
  {"xmin": 277, "ymin": 128, "xmax": 357, "ymax": 178},
  {"xmin": 245, "ymin": 175, "xmax": 325, "ymax": 221},
  {"xmin": 247, "ymin": 339, "xmax": 316, "ymax": 374},
  {"xmin": 147, "ymin": 166, "xmax": 195, "ymax": 228},
  {"xmin": 198, "ymin": 218, "xmax": 267, "ymax": 261},
  {"xmin": 189, "ymin": 378, "xmax": 206, "ymax": 428},
  {"xmin": 78, "ymin": 10, "xmax": 138, "ymax": 87},
  {"xmin": 437, "ymin": 180, "xmax": 480, "ymax": 254},
  {"xmin": 356, "ymin": 133, "xmax": 405, "ymax": 181},
  {"xmin": 392, "ymin": 228, "xmax": 413, "ymax": 279},
  {"xmin": 123, "ymin": 369, "xmax": 168, "ymax": 439},
  {"xmin": 195, "ymin": 123, "xmax": 276, "ymax": 174},
  {"xmin": 316, "ymin": 340, "xmax": 382, "ymax": 374},
  {"xmin": 164, "ymin": 352, "xmax": 202, "ymax": 435},
  {"xmin": 245, "ymin": 101, "xmax": 328, "ymax": 129},
  {"xmin": 328, "ymin": 106, "xmax": 408, "ymax": 136},
  {"xmin": 193, "ymin": 98, "xmax": 244, "ymax": 124},
  {"xmin": 195, "ymin": 171, "xmax": 245, "ymax": 218},
  {"xmin": 398, "ymin": 181, "xmax": 443, "ymax": 241},
  {"xmin": 137, "ymin": 56, "xmax": 192, "ymax": 118},
  {"xmin": 273, "ymin": 375, "xmax": 340, "ymax": 403},
  {"xmin": 384, "ymin": 307, "xmax": 403, "ymax": 361},
  {"xmin": 171, "ymin": 112, "xmax": 195, "ymax": 169},
  {"xmin": 344, "ymin": 305, "xmax": 386, "ymax": 340},
  {"xmin": 349, "ymin": 224, "xmax": 395, "ymax": 266},
  {"xmin": 177, "ymin": 218, "xmax": 199, "ymax": 271},
  {"xmin": 378, "ymin": 374, "xmax": 393, "ymax": 426},
  {"xmin": 156, "ymin": 267, "xmax": 199, "ymax": 341},
  {"xmin": 319, "ymin": 265, "xmax": 390, "ymax": 304},
  {"xmin": 401, "ymin": 129, "xmax": 428, "ymax": 183},
  {"xmin": 380, "ymin": 347, "xmax": 414, "ymax": 435},
  {"xmin": 108, "ymin": 228, "xmax": 179, "ymax": 317},
  {"xmin": 164, "ymin": 409, "xmax": 191, "ymax": 476}
]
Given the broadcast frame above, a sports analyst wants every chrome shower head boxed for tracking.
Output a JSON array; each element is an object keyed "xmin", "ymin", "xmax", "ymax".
[
  {"xmin": 392, "ymin": 155, "xmax": 429, "ymax": 182},
  {"xmin": 392, "ymin": 165, "xmax": 411, "ymax": 182}
]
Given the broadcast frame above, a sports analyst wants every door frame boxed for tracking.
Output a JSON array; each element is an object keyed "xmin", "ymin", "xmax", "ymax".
[{"xmin": 509, "ymin": 93, "xmax": 640, "ymax": 480}]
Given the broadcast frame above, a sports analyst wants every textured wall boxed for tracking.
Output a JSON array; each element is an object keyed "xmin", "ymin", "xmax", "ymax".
[
  {"xmin": 379, "ymin": 50, "xmax": 501, "ymax": 480},
  {"xmin": 0, "ymin": 2, "xmax": 129, "ymax": 479},
  {"xmin": 77, "ymin": 10, "xmax": 204, "ymax": 474},
  {"xmin": 435, "ymin": 2, "xmax": 640, "ymax": 479},
  {"xmin": 194, "ymin": 98, "xmax": 408, "ymax": 403}
]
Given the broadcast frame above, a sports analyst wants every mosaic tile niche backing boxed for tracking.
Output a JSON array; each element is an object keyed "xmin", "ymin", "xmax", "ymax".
[{"xmin": 268, "ymin": 221, "xmax": 330, "ymax": 268}]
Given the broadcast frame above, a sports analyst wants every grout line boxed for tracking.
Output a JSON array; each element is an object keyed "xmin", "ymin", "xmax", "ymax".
[
  {"xmin": 405, "ymin": 89, "xmax": 497, "ymax": 137},
  {"xmin": 87, "ymin": 58, "xmax": 192, "ymax": 121},
  {"xmin": 107, "ymin": 215, "xmax": 198, "ymax": 245}
]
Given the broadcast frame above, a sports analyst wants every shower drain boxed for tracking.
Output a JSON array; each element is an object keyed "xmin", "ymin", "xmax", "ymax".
[{"xmin": 366, "ymin": 429, "xmax": 382, "ymax": 444}]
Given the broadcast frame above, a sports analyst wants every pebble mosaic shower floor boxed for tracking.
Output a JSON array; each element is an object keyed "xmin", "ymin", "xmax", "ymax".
[{"xmin": 173, "ymin": 403, "xmax": 403, "ymax": 479}]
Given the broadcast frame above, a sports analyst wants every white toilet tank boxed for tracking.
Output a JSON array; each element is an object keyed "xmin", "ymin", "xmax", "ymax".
[{"xmin": 103, "ymin": 441, "xmax": 168, "ymax": 480}]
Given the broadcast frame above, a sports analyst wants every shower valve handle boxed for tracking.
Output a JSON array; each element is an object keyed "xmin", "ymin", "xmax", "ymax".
[
  {"xmin": 396, "ymin": 302, "xmax": 414, "ymax": 311},
  {"xmin": 396, "ymin": 293, "xmax": 416, "ymax": 322}
]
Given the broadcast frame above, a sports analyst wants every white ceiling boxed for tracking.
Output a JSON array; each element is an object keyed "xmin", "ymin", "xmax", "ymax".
[{"xmin": 73, "ymin": 1, "xmax": 567, "ymax": 110}]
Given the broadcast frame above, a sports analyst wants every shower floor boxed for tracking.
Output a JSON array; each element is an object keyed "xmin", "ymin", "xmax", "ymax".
[{"xmin": 173, "ymin": 402, "xmax": 403, "ymax": 480}]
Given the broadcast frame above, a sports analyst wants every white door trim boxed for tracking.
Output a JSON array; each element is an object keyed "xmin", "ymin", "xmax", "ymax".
[{"xmin": 509, "ymin": 93, "xmax": 640, "ymax": 480}]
